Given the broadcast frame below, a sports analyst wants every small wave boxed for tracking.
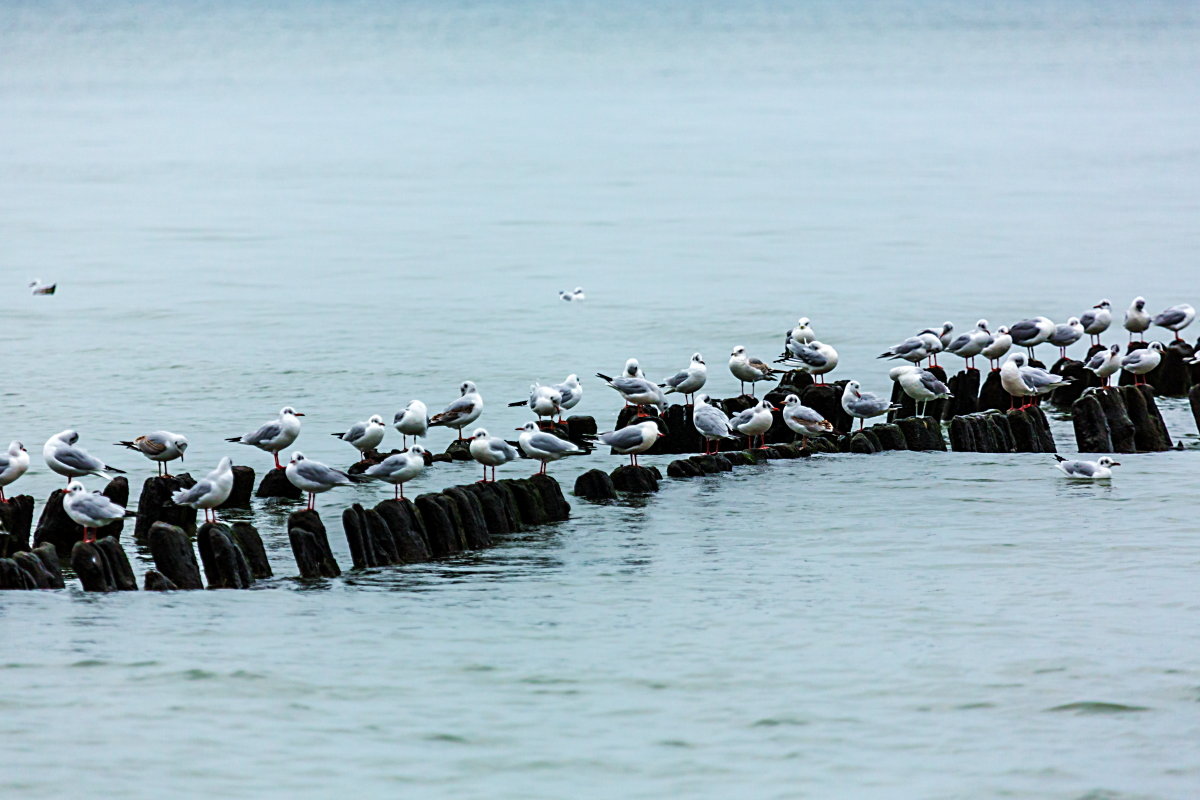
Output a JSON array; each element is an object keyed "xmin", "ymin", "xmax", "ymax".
[{"xmin": 1046, "ymin": 701, "xmax": 1150, "ymax": 714}]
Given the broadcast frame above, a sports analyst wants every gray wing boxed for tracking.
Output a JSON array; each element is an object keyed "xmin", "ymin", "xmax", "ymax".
[
  {"xmin": 441, "ymin": 396, "xmax": 475, "ymax": 415},
  {"xmin": 1154, "ymin": 307, "xmax": 1186, "ymax": 327},
  {"xmin": 173, "ymin": 479, "xmax": 213, "ymax": 505},
  {"xmin": 528, "ymin": 433, "xmax": 578, "ymax": 454},
  {"xmin": 610, "ymin": 377, "xmax": 657, "ymax": 394},
  {"xmin": 1085, "ymin": 351, "xmax": 1107, "ymax": 370},
  {"xmin": 693, "ymin": 406, "xmax": 732, "ymax": 437},
  {"xmin": 54, "ymin": 446, "xmax": 105, "ymax": 472},
  {"xmin": 728, "ymin": 407, "xmax": 756, "ymax": 428},
  {"xmin": 1121, "ymin": 351, "xmax": 1149, "ymax": 369},
  {"xmin": 850, "ymin": 393, "xmax": 891, "ymax": 415},
  {"xmin": 1062, "ymin": 460, "xmax": 1097, "ymax": 477},
  {"xmin": 75, "ymin": 492, "xmax": 125, "ymax": 518},
  {"xmin": 787, "ymin": 344, "xmax": 827, "ymax": 367},
  {"xmin": 788, "ymin": 404, "xmax": 825, "ymax": 425},
  {"xmin": 0, "ymin": 453, "xmax": 10, "ymax": 473},
  {"xmin": 1020, "ymin": 366, "xmax": 1066, "ymax": 390},
  {"xmin": 919, "ymin": 371, "xmax": 950, "ymax": 395},
  {"xmin": 1079, "ymin": 310, "xmax": 1098, "ymax": 329},
  {"xmin": 892, "ymin": 338, "xmax": 925, "ymax": 356},
  {"xmin": 663, "ymin": 369, "xmax": 690, "ymax": 389},
  {"xmin": 491, "ymin": 439, "xmax": 519, "ymax": 460},
  {"xmin": 296, "ymin": 459, "xmax": 352, "ymax": 486},
  {"xmin": 946, "ymin": 333, "xmax": 972, "ymax": 352},
  {"xmin": 1008, "ymin": 320, "xmax": 1039, "ymax": 342},
  {"xmin": 599, "ymin": 427, "xmax": 646, "ymax": 449},
  {"xmin": 555, "ymin": 385, "xmax": 577, "ymax": 405},
  {"xmin": 244, "ymin": 421, "xmax": 282, "ymax": 445},
  {"xmin": 342, "ymin": 422, "xmax": 368, "ymax": 442}
]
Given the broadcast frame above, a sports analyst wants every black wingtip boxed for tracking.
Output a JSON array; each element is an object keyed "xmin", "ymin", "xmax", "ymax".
[
  {"xmin": 595, "ymin": 373, "xmax": 614, "ymax": 382},
  {"xmin": 506, "ymin": 400, "xmax": 525, "ymax": 407},
  {"xmin": 106, "ymin": 465, "xmax": 127, "ymax": 474},
  {"xmin": 330, "ymin": 432, "xmax": 345, "ymax": 438},
  {"xmin": 224, "ymin": 436, "xmax": 240, "ymax": 443},
  {"xmin": 1054, "ymin": 454, "xmax": 1066, "ymax": 462}
]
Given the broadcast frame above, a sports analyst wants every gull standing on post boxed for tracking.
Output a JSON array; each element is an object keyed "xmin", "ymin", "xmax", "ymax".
[
  {"xmin": 429, "ymin": 381, "xmax": 484, "ymax": 441},
  {"xmin": 593, "ymin": 421, "xmax": 663, "ymax": 467},
  {"xmin": 393, "ymin": 400, "xmax": 428, "ymax": 449},
  {"xmin": 1054, "ymin": 455, "xmax": 1119, "ymax": 480},
  {"xmin": 44, "ymin": 430, "xmax": 125, "ymax": 485},
  {"xmin": 0, "ymin": 441, "xmax": 29, "ymax": 502},
  {"xmin": 945, "ymin": 320, "xmax": 992, "ymax": 370},
  {"xmin": 507, "ymin": 384, "xmax": 563, "ymax": 426},
  {"xmin": 889, "ymin": 365, "xmax": 952, "ymax": 418},
  {"xmin": 779, "ymin": 340, "xmax": 839, "ymax": 383},
  {"xmin": 468, "ymin": 430, "xmax": 518, "ymax": 482},
  {"xmin": 923, "ymin": 323, "xmax": 953, "ymax": 368},
  {"xmin": 1000, "ymin": 353, "xmax": 1072, "ymax": 409},
  {"xmin": 361, "ymin": 445, "xmax": 427, "ymax": 498},
  {"xmin": 981, "ymin": 326, "xmax": 1012, "ymax": 370},
  {"xmin": 115, "ymin": 431, "xmax": 188, "ymax": 477},
  {"xmin": 1079, "ymin": 300, "xmax": 1112, "ymax": 346},
  {"xmin": 728, "ymin": 345, "xmax": 779, "ymax": 396},
  {"xmin": 171, "ymin": 457, "xmax": 234, "ymax": 524},
  {"xmin": 285, "ymin": 452, "xmax": 360, "ymax": 511},
  {"xmin": 226, "ymin": 406, "xmax": 304, "ymax": 470},
  {"xmin": 785, "ymin": 318, "xmax": 815, "ymax": 348},
  {"xmin": 1124, "ymin": 297, "xmax": 1151, "ymax": 341},
  {"xmin": 660, "ymin": 353, "xmax": 707, "ymax": 405},
  {"xmin": 781, "ymin": 395, "xmax": 833, "ymax": 450},
  {"xmin": 1047, "ymin": 317, "xmax": 1084, "ymax": 360},
  {"xmin": 551, "ymin": 375, "xmax": 583, "ymax": 421},
  {"xmin": 63, "ymin": 481, "xmax": 133, "ymax": 543},
  {"xmin": 516, "ymin": 422, "xmax": 585, "ymax": 475},
  {"xmin": 1084, "ymin": 344, "xmax": 1122, "ymax": 388},
  {"xmin": 728, "ymin": 398, "xmax": 776, "ymax": 449},
  {"xmin": 841, "ymin": 381, "xmax": 899, "ymax": 430},
  {"xmin": 595, "ymin": 371, "xmax": 666, "ymax": 417},
  {"xmin": 331, "ymin": 415, "xmax": 387, "ymax": 460},
  {"xmin": 878, "ymin": 335, "xmax": 932, "ymax": 366},
  {"xmin": 1121, "ymin": 342, "xmax": 1163, "ymax": 385},
  {"xmin": 1008, "ymin": 317, "xmax": 1055, "ymax": 359},
  {"xmin": 1152, "ymin": 303, "xmax": 1195, "ymax": 342},
  {"xmin": 692, "ymin": 394, "xmax": 735, "ymax": 454}
]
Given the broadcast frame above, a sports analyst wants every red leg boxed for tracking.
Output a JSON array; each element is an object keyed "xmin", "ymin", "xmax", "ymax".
[{"xmin": 273, "ymin": 452, "xmax": 282, "ymax": 470}]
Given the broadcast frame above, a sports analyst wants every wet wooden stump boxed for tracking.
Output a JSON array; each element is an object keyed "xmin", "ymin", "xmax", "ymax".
[
  {"xmin": 564, "ymin": 415, "xmax": 598, "ymax": 447},
  {"xmin": 1120, "ymin": 385, "xmax": 1172, "ymax": 451},
  {"xmin": 144, "ymin": 570, "xmax": 178, "ymax": 591},
  {"xmin": 977, "ymin": 369, "xmax": 1010, "ymax": 413},
  {"xmin": 444, "ymin": 487, "xmax": 491, "ymax": 550},
  {"xmin": 229, "ymin": 522, "xmax": 271, "ymax": 579},
  {"xmin": 71, "ymin": 536, "xmax": 136, "ymax": 592},
  {"xmin": 0, "ymin": 557, "xmax": 36, "ymax": 589},
  {"xmin": 574, "ymin": 469, "xmax": 618, "ymax": 500},
  {"xmin": 197, "ymin": 523, "xmax": 253, "ymax": 589},
  {"xmin": 134, "ymin": 474, "xmax": 197, "ymax": 541},
  {"xmin": 462, "ymin": 482, "xmax": 519, "ymax": 535},
  {"xmin": 1050, "ymin": 358, "xmax": 1095, "ymax": 406},
  {"xmin": 257, "ymin": 468, "xmax": 302, "ymax": 500},
  {"xmin": 0, "ymin": 495, "xmax": 35, "ymax": 557},
  {"xmin": 893, "ymin": 417, "xmax": 947, "ymax": 451},
  {"xmin": 945, "ymin": 369, "xmax": 981, "ymax": 418},
  {"xmin": 413, "ymin": 494, "xmax": 466, "ymax": 557},
  {"xmin": 218, "ymin": 466, "xmax": 256, "ymax": 509},
  {"xmin": 443, "ymin": 439, "xmax": 473, "ymax": 462},
  {"xmin": 949, "ymin": 412, "xmax": 1015, "ymax": 453},
  {"xmin": 12, "ymin": 550, "xmax": 58, "ymax": 589},
  {"xmin": 34, "ymin": 477, "xmax": 129, "ymax": 557},
  {"xmin": 610, "ymin": 465, "xmax": 659, "ymax": 493},
  {"xmin": 148, "ymin": 522, "xmax": 204, "ymax": 590},
  {"xmin": 288, "ymin": 510, "xmax": 340, "ymax": 578},
  {"xmin": 374, "ymin": 499, "xmax": 432, "ymax": 562}
]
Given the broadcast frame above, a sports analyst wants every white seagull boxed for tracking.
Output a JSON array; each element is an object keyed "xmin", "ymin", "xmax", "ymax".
[
  {"xmin": 0, "ymin": 441, "xmax": 30, "ymax": 501},
  {"xmin": 515, "ymin": 422, "xmax": 585, "ymax": 475},
  {"xmin": 841, "ymin": 381, "xmax": 900, "ymax": 430},
  {"xmin": 1000, "ymin": 353, "xmax": 1072, "ymax": 409},
  {"xmin": 982, "ymin": 326, "xmax": 1012, "ymax": 370},
  {"xmin": 594, "ymin": 420, "xmax": 663, "ymax": 467},
  {"xmin": 63, "ymin": 480, "xmax": 133, "ymax": 543},
  {"xmin": 728, "ymin": 345, "xmax": 779, "ymax": 396},
  {"xmin": 786, "ymin": 317, "xmax": 815, "ymax": 347},
  {"xmin": 889, "ymin": 365, "xmax": 952, "ymax": 417},
  {"xmin": 1079, "ymin": 300, "xmax": 1112, "ymax": 346},
  {"xmin": 468, "ymin": 429, "xmax": 518, "ymax": 482},
  {"xmin": 115, "ymin": 431, "xmax": 188, "ymax": 476},
  {"xmin": 393, "ymin": 400, "xmax": 429, "ymax": 448},
  {"xmin": 29, "ymin": 279, "xmax": 57, "ymax": 296},
  {"xmin": 660, "ymin": 353, "xmax": 708, "ymax": 404},
  {"xmin": 429, "ymin": 381, "xmax": 484, "ymax": 441},
  {"xmin": 1008, "ymin": 316, "xmax": 1056, "ymax": 358},
  {"xmin": 1047, "ymin": 317, "xmax": 1085, "ymax": 360},
  {"xmin": 595, "ymin": 370, "xmax": 666, "ymax": 417},
  {"xmin": 728, "ymin": 398, "xmax": 776, "ymax": 449},
  {"xmin": 44, "ymin": 430, "xmax": 125, "ymax": 485},
  {"xmin": 507, "ymin": 384, "xmax": 563, "ymax": 424},
  {"xmin": 552, "ymin": 374, "xmax": 584, "ymax": 420},
  {"xmin": 781, "ymin": 395, "xmax": 833, "ymax": 449},
  {"xmin": 285, "ymin": 452, "xmax": 359, "ymax": 511},
  {"xmin": 878, "ymin": 335, "xmax": 932, "ymax": 366},
  {"xmin": 1124, "ymin": 297, "xmax": 1151, "ymax": 341},
  {"xmin": 226, "ymin": 406, "xmax": 304, "ymax": 470},
  {"xmin": 361, "ymin": 445, "xmax": 427, "ymax": 499},
  {"xmin": 1120, "ymin": 342, "xmax": 1163, "ymax": 385},
  {"xmin": 1054, "ymin": 455, "xmax": 1120, "ymax": 480},
  {"xmin": 692, "ymin": 394, "xmax": 735, "ymax": 454},
  {"xmin": 1153, "ymin": 303, "xmax": 1195, "ymax": 341},
  {"xmin": 171, "ymin": 457, "xmax": 235, "ymax": 524},
  {"xmin": 945, "ymin": 320, "xmax": 993, "ymax": 370},
  {"xmin": 779, "ymin": 339, "xmax": 839, "ymax": 383},
  {"xmin": 1084, "ymin": 344, "xmax": 1122, "ymax": 388},
  {"xmin": 331, "ymin": 414, "xmax": 387, "ymax": 460}
]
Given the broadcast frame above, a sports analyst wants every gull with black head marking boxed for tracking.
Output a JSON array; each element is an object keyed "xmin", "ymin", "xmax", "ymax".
[
  {"xmin": 1153, "ymin": 303, "xmax": 1195, "ymax": 342},
  {"xmin": 1000, "ymin": 353, "xmax": 1072, "ymax": 409},
  {"xmin": 1079, "ymin": 300, "xmax": 1112, "ymax": 346},
  {"xmin": 516, "ymin": 421, "xmax": 586, "ymax": 475},
  {"xmin": 116, "ymin": 431, "xmax": 188, "ymax": 476},
  {"xmin": 44, "ymin": 430, "xmax": 125, "ymax": 486},
  {"xmin": 1124, "ymin": 297, "xmax": 1150, "ymax": 341},
  {"xmin": 171, "ymin": 457, "xmax": 234, "ymax": 524},
  {"xmin": 227, "ymin": 406, "xmax": 304, "ymax": 470},
  {"xmin": 1054, "ymin": 455, "xmax": 1119, "ymax": 480},
  {"xmin": 285, "ymin": 452, "xmax": 362, "ymax": 511},
  {"xmin": 63, "ymin": 480, "xmax": 134, "ymax": 543},
  {"xmin": 660, "ymin": 353, "xmax": 707, "ymax": 405},
  {"xmin": 361, "ymin": 445, "xmax": 426, "ymax": 498},
  {"xmin": 692, "ymin": 394, "xmax": 735, "ymax": 454},
  {"xmin": 728, "ymin": 345, "xmax": 779, "ymax": 397},
  {"xmin": 468, "ymin": 429, "xmax": 518, "ymax": 482},
  {"xmin": 331, "ymin": 415, "xmax": 387, "ymax": 460},
  {"xmin": 1121, "ymin": 342, "xmax": 1163, "ymax": 385},
  {"xmin": 1084, "ymin": 344, "xmax": 1122, "ymax": 388},
  {"xmin": 841, "ymin": 380, "xmax": 899, "ymax": 430},
  {"xmin": 393, "ymin": 400, "xmax": 428, "ymax": 449},
  {"xmin": 593, "ymin": 420, "xmax": 663, "ymax": 467}
]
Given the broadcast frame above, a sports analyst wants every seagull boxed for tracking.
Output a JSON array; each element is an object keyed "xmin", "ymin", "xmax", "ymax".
[
  {"xmin": 781, "ymin": 395, "xmax": 833, "ymax": 450},
  {"xmin": 981, "ymin": 326, "xmax": 1012, "ymax": 370},
  {"xmin": 923, "ymin": 322, "xmax": 954, "ymax": 367},
  {"xmin": 44, "ymin": 430, "xmax": 125, "ymax": 485},
  {"xmin": 0, "ymin": 441, "xmax": 30, "ymax": 502},
  {"xmin": 1153, "ymin": 303, "xmax": 1195, "ymax": 341},
  {"xmin": 945, "ymin": 320, "xmax": 992, "ymax": 370},
  {"xmin": 999, "ymin": 353, "xmax": 1072, "ymax": 409},
  {"xmin": 171, "ymin": 457, "xmax": 234, "ymax": 524},
  {"xmin": 660, "ymin": 353, "xmax": 707, "ymax": 405},
  {"xmin": 429, "ymin": 381, "xmax": 484, "ymax": 441},
  {"xmin": 728, "ymin": 398, "xmax": 777, "ymax": 449},
  {"xmin": 1124, "ymin": 297, "xmax": 1151, "ymax": 341},
  {"xmin": 593, "ymin": 420, "xmax": 663, "ymax": 467},
  {"xmin": 1009, "ymin": 317, "xmax": 1055, "ymax": 358},
  {"xmin": 571, "ymin": 287, "xmax": 586, "ymax": 301},
  {"xmin": 558, "ymin": 290, "xmax": 574, "ymax": 302},
  {"xmin": 692, "ymin": 394, "xmax": 735, "ymax": 454},
  {"xmin": 1084, "ymin": 344, "xmax": 1122, "ymax": 388},
  {"xmin": 728, "ymin": 345, "xmax": 779, "ymax": 396},
  {"xmin": 115, "ymin": 431, "xmax": 188, "ymax": 476},
  {"xmin": 63, "ymin": 480, "xmax": 134, "ymax": 543},
  {"xmin": 595, "ymin": 371, "xmax": 666, "ymax": 417},
  {"xmin": 393, "ymin": 400, "xmax": 429, "ymax": 448},
  {"xmin": 841, "ymin": 381, "xmax": 899, "ymax": 430},
  {"xmin": 618, "ymin": 358, "xmax": 646, "ymax": 379},
  {"xmin": 551, "ymin": 374, "xmax": 584, "ymax": 420},
  {"xmin": 285, "ymin": 452, "xmax": 360, "ymax": 511},
  {"xmin": 778, "ymin": 339, "xmax": 838, "ymax": 383},
  {"xmin": 877, "ymin": 335, "xmax": 932, "ymax": 366},
  {"xmin": 1054, "ymin": 455, "xmax": 1119, "ymax": 480},
  {"xmin": 468, "ymin": 429, "xmax": 518, "ymax": 482},
  {"xmin": 331, "ymin": 414, "xmax": 387, "ymax": 460},
  {"xmin": 785, "ymin": 317, "xmax": 815, "ymax": 347},
  {"xmin": 226, "ymin": 406, "xmax": 304, "ymax": 469},
  {"xmin": 1120, "ymin": 341, "xmax": 1163, "ymax": 385},
  {"xmin": 507, "ymin": 384, "xmax": 563, "ymax": 425},
  {"xmin": 889, "ymin": 365, "xmax": 952, "ymax": 417},
  {"xmin": 1079, "ymin": 300, "xmax": 1112, "ymax": 346},
  {"xmin": 515, "ymin": 421, "xmax": 585, "ymax": 475},
  {"xmin": 1047, "ymin": 317, "xmax": 1085, "ymax": 360},
  {"xmin": 29, "ymin": 279, "xmax": 56, "ymax": 296},
  {"xmin": 361, "ymin": 445, "xmax": 427, "ymax": 499}
]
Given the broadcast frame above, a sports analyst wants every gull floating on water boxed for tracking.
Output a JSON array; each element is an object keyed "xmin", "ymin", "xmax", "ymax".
[
  {"xmin": 1048, "ymin": 317, "xmax": 1084, "ymax": 360},
  {"xmin": 593, "ymin": 420, "xmax": 662, "ymax": 467},
  {"xmin": 227, "ymin": 406, "xmax": 303, "ymax": 470},
  {"xmin": 516, "ymin": 421, "xmax": 585, "ymax": 475},
  {"xmin": 692, "ymin": 394, "xmax": 734, "ymax": 454},
  {"xmin": 1120, "ymin": 342, "xmax": 1163, "ymax": 385},
  {"xmin": 63, "ymin": 480, "xmax": 133, "ymax": 543},
  {"xmin": 285, "ymin": 452, "xmax": 360, "ymax": 510},
  {"xmin": 361, "ymin": 445, "xmax": 426, "ymax": 498},
  {"xmin": 44, "ymin": 430, "xmax": 125, "ymax": 485},
  {"xmin": 1124, "ymin": 297, "xmax": 1150, "ymax": 341},
  {"xmin": 728, "ymin": 345, "xmax": 779, "ymax": 396},
  {"xmin": 1084, "ymin": 344, "xmax": 1122, "ymax": 388},
  {"xmin": 841, "ymin": 380, "xmax": 899, "ymax": 430},
  {"xmin": 1153, "ymin": 303, "xmax": 1195, "ymax": 341},
  {"xmin": 889, "ymin": 365, "xmax": 952, "ymax": 418},
  {"xmin": 331, "ymin": 414, "xmax": 386, "ymax": 460},
  {"xmin": 1080, "ymin": 300, "xmax": 1112, "ymax": 346},
  {"xmin": 660, "ymin": 353, "xmax": 707, "ymax": 405},
  {"xmin": 468, "ymin": 429, "xmax": 518, "ymax": 482},
  {"xmin": 1009, "ymin": 317, "xmax": 1055, "ymax": 358},
  {"xmin": 982, "ymin": 326, "xmax": 1012, "ymax": 370},
  {"xmin": 781, "ymin": 395, "xmax": 833, "ymax": 450},
  {"xmin": 29, "ymin": 279, "xmax": 56, "ymax": 296},
  {"xmin": 728, "ymin": 398, "xmax": 776, "ymax": 449},
  {"xmin": 393, "ymin": 400, "xmax": 429, "ymax": 448},
  {"xmin": 429, "ymin": 381, "xmax": 483, "ymax": 441},
  {"xmin": 171, "ymin": 457, "xmax": 234, "ymax": 523},
  {"xmin": 1000, "ymin": 353, "xmax": 1071, "ymax": 409},
  {"xmin": 1054, "ymin": 454, "xmax": 1119, "ymax": 480},
  {"xmin": 0, "ymin": 441, "xmax": 29, "ymax": 502},
  {"xmin": 116, "ymin": 431, "xmax": 188, "ymax": 476}
]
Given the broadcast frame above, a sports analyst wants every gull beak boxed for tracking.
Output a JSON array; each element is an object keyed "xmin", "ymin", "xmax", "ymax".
[
  {"xmin": 514, "ymin": 428, "xmax": 523, "ymax": 431},
  {"xmin": 1111, "ymin": 462, "xmax": 1122, "ymax": 466},
  {"xmin": 295, "ymin": 412, "xmax": 306, "ymax": 417},
  {"xmin": 657, "ymin": 432, "xmax": 665, "ymax": 438}
]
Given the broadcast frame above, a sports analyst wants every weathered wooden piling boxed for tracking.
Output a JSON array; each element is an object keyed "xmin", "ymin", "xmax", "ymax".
[
  {"xmin": 288, "ymin": 510, "xmax": 341, "ymax": 579},
  {"xmin": 196, "ymin": 523, "xmax": 254, "ymax": 589},
  {"xmin": 1049, "ymin": 358, "xmax": 1095, "ymax": 406},
  {"xmin": 134, "ymin": 474, "xmax": 198, "ymax": 540},
  {"xmin": 1189, "ymin": 385, "xmax": 1200, "ymax": 434},
  {"xmin": 1071, "ymin": 385, "xmax": 1170, "ymax": 453},
  {"xmin": 257, "ymin": 468, "xmax": 302, "ymax": 500},
  {"xmin": 945, "ymin": 368, "xmax": 981, "ymax": 418},
  {"xmin": 11, "ymin": 547, "xmax": 60, "ymax": 589},
  {"xmin": 574, "ymin": 469, "xmax": 618, "ymax": 501},
  {"xmin": 144, "ymin": 570, "xmax": 178, "ymax": 591},
  {"xmin": 1118, "ymin": 340, "xmax": 1194, "ymax": 395},
  {"xmin": 33, "ymin": 477, "xmax": 129, "ymax": 557},
  {"xmin": 229, "ymin": 522, "xmax": 272, "ymax": 579},
  {"xmin": 977, "ymin": 370, "xmax": 1010, "ymax": 413},
  {"xmin": 0, "ymin": 495, "xmax": 35, "ymax": 557},
  {"xmin": 219, "ymin": 466, "xmax": 256, "ymax": 509},
  {"xmin": 71, "ymin": 536, "xmax": 137, "ymax": 592},
  {"xmin": 610, "ymin": 465, "xmax": 660, "ymax": 493},
  {"xmin": 148, "ymin": 522, "xmax": 204, "ymax": 590},
  {"xmin": 374, "ymin": 498, "xmax": 433, "ymax": 562},
  {"xmin": 888, "ymin": 365, "xmax": 950, "ymax": 421}
]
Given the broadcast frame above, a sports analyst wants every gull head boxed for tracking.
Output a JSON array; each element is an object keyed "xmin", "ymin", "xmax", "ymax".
[
  {"xmin": 1095, "ymin": 299, "xmax": 1111, "ymax": 309},
  {"xmin": 1133, "ymin": 296, "xmax": 1146, "ymax": 310},
  {"xmin": 409, "ymin": 444, "xmax": 426, "ymax": 456},
  {"xmin": 730, "ymin": 345, "xmax": 746, "ymax": 358},
  {"xmin": 1149, "ymin": 341, "xmax": 1165, "ymax": 352},
  {"xmin": 289, "ymin": 451, "xmax": 305, "ymax": 466},
  {"xmin": 281, "ymin": 406, "xmax": 304, "ymax": 418},
  {"xmin": 976, "ymin": 319, "xmax": 989, "ymax": 331},
  {"xmin": 461, "ymin": 380, "xmax": 478, "ymax": 395},
  {"xmin": 691, "ymin": 353, "xmax": 704, "ymax": 364},
  {"xmin": 1097, "ymin": 456, "xmax": 1120, "ymax": 468},
  {"xmin": 66, "ymin": 480, "xmax": 86, "ymax": 496},
  {"xmin": 472, "ymin": 428, "xmax": 489, "ymax": 440}
]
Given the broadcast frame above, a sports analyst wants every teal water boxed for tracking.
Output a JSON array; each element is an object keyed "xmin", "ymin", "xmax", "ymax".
[{"xmin": 2, "ymin": 2, "xmax": 1199, "ymax": 797}]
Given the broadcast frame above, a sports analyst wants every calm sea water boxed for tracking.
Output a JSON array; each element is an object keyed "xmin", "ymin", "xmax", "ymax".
[{"xmin": 2, "ymin": 2, "xmax": 1199, "ymax": 797}]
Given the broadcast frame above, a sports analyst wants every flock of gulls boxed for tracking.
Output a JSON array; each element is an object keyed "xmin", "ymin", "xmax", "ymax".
[{"xmin": 4, "ymin": 292, "xmax": 1195, "ymax": 539}]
